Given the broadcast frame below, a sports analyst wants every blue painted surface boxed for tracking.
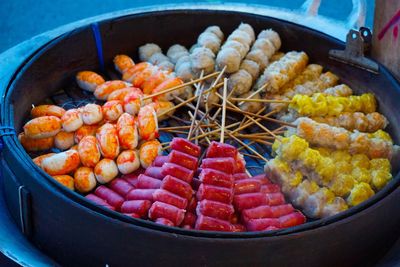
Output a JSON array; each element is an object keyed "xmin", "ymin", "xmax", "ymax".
[{"xmin": 0, "ymin": 0, "xmax": 374, "ymax": 53}]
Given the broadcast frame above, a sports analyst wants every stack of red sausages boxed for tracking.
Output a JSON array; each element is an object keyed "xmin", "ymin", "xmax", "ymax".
[
  {"xmin": 234, "ymin": 173, "xmax": 306, "ymax": 231},
  {"xmin": 195, "ymin": 141, "xmax": 245, "ymax": 232},
  {"xmin": 85, "ymin": 138, "xmax": 306, "ymax": 232}
]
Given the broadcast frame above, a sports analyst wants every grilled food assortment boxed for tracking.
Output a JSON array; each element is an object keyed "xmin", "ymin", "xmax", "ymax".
[{"xmin": 18, "ymin": 22, "xmax": 398, "ymax": 232}]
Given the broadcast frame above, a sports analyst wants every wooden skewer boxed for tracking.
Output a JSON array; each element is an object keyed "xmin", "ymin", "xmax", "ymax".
[
  {"xmin": 254, "ymin": 139, "xmax": 273, "ymax": 146},
  {"xmin": 225, "ymin": 130, "xmax": 268, "ymax": 162},
  {"xmin": 215, "ymin": 92, "xmax": 277, "ymax": 138},
  {"xmin": 237, "ymin": 82, "xmax": 270, "ymax": 106},
  {"xmin": 187, "ymin": 85, "xmax": 205, "ymax": 139},
  {"xmin": 230, "ymin": 107, "xmax": 266, "ymax": 135},
  {"xmin": 161, "ymin": 129, "xmax": 189, "ymax": 135},
  {"xmin": 214, "ymin": 104, "xmax": 296, "ymax": 128},
  {"xmin": 188, "ymin": 121, "xmax": 241, "ymax": 142},
  {"xmin": 231, "ymin": 98, "xmax": 292, "ymax": 104},
  {"xmin": 235, "ymin": 134, "xmax": 276, "ymax": 140},
  {"xmin": 143, "ymin": 71, "xmax": 220, "ymax": 100},
  {"xmin": 237, "ymin": 140, "xmax": 256, "ymax": 151},
  {"xmin": 220, "ymin": 78, "xmax": 228, "ymax": 143},
  {"xmin": 188, "ymin": 111, "xmax": 211, "ymax": 145},
  {"xmin": 159, "ymin": 124, "xmax": 216, "ymax": 131}
]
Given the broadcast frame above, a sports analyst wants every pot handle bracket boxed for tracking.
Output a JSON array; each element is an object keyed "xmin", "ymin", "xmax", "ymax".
[
  {"xmin": 0, "ymin": 126, "xmax": 33, "ymax": 238},
  {"xmin": 329, "ymin": 28, "xmax": 379, "ymax": 74}
]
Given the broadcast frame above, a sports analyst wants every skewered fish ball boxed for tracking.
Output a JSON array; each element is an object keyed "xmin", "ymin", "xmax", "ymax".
[
  {"xmin": 238, "ymin": 23, "xmax": 255, "ymax": 42},
  {"xmin": 205, "ymin": 25, "xmax": 224, "ymax": 40},
  {"xmin": 245, "ymin": 49, "xmax": 269, "ymax": 71},
  {"xmin": 167, "ymin": 44, "xmax": 189, "ymax": 63},
  {"xmin": 175, "ymin": 61, "xmax": 195, "ymax": 82},
  {"xmin": 158, "ymin": 61, "xmax": 175, "ymax": 71},
  {"xmin": 222, "ymin": 40, "xmax": 248, "ymax": 58},
  {"xmin": 197, "ymin": 32, "xmax": 222, "ymax": 54},
  {"xmin": 258, "ymin": 29, "xmax": 282, "ymax": 50},
  {"xmin": 190, "ymin": 47, "xmax": 215, "ymax": 75},
  {"xmin": 216, "ymin": 47, "xmax": 241, "ymax": 73},
  {"xmin": 252, "ymin": 38, "xmax": 276, "ymax": 58},
  {"xmin": 240, "ymin": 59, "xmax": 260, "ymax": 80},
  {"xmin": 148, "ymin": 52, "xmax": 170, "ymax": 65},
  {"xmin": 238, "ymin": 91, "xmax": 263, "ymax": 113},
  {"xmin": 227, "ymin": 69, "xmax": 253, "ymax": 96},
  {"xmin": 227, "ymin": 30, "xmax": 252, "ymax": 47},
  {"xmin": 138, "ymin": 43, "xmax": 162, "ymax": 61}
]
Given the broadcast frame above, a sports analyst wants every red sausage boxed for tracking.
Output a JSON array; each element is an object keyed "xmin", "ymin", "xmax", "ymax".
[
  {"xmin": 155, "ymin": 218, "xmax": 174, "ymax": 226},
  {"xmin": 187, "ymin": 196, "xmax": 198, "ymax": 212},
  {"xmin": 181, "ymin": 212, "xmax": 197, "ymax": 227},
  {"xmin": 196, "ymin": 184, "xmax": 234, "ymax": 204},
  {"xmin": 168, "ymin": 150, "xmax": 198, "ymax": 171},
  {"xmin": 241, "ymin": 204, "xmax": 294, "ymax": 222},
  {"xmin": 109, "ymin": 178, "xmax": 134, "ymax": 197},
  {"xmin": 196, "ymin": 199, "xmax": 234, "ymax": 220},
  {"xmin": 195, "ymin": 215, "xmax": 233, "ymax": 232},
  {"xmin": 246, "ymin": 218, "xmax": 280, "ymax": 232},
  {"xmin": 200, "ymin": 157, "xmax": 236, "ymax": 174},
  {"xmin": 234, "ymin": 179, "xmax": 262, "ymax": 195},
  {"xmin": 152, "ymin": 155, "xmax": 168, "ymax": 167},
  {"xmin": 260, "ymin": 184, "xmax": 281, "ymax": 194},
  {"xmin": 123, "ymin": 213, "xmax": 140, "ymax": 219},
  {"xmin": 206, "ymin": 141, "xmax": 237, "ymax": 159},
  {"xmin": 94, "ymin": 186, "xmax": 124, "ymax": 210},
  {"xmin": 170, "ymin": 137, "xmax": 201, "ymax": 157},
  {"xmin": 232, "ymin": 224, "xmax": 246, "ymax": 232},
  {"xmin": 199, "ymin": 168, "xmax": 234, "ymax": 188},
  {"xmin": 137, "ymin": 174, "xmax": 162, "ymax": 189},
  {"xmin": 252, "ymin": 174, "xmax": 271, "ymax": 185},
  {"xmin": 233, "ymin": 192, "xmax": 267, "ymax": 212},
  {"xmin": 152, "ymin": 189, "xmax": 188, "ymax": 209},
  {"xmin": 265, "ymin": 192, "xmax": 285, "ymax": 206},
  {"xmin": 161, "ymin": 175, "xmax": 194, "ymax": 200},
  {"xmin": 85, "ymin": 194, "xmax": 115, "ymax": 210},
  {"xmin": 233, "ymin": 173, "xmax": 250, "ymax": 180},
  {"xmin": 126, "ymin": 189, "xmax": 156, "ymax": 201},
  {"xmin": 121, "ymin": 169, "xmax": 144, "ymax": 186},
  {"xmin": 148, "ymin": 201, "xmax": 185, "ymax": 226},
  {"xmin": 144, "ymin": 167, "xmax": 164, "ymax": 180},
  {"xmin": 161, "ymin": 163, "xmax": 194, "ymax": 183},
  {"xmin": 121, "ymin": 200, "xmax": 152, "ymax": 218},
  {"xmin": 279, "ymin": 212, "xmax": 306, "ymax": 228}
]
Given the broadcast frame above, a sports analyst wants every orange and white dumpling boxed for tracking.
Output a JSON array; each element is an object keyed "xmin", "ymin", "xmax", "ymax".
[
  {"xmin": 61, "ymin": 109, "xmax": 83, "ymax": 132},
  {"xmin": 94, "ymin": 80, "xmax": 129, "ymax": 100},
  {"xmin": 31, "ymin": 105, "xmax": 66, "ymax": 118},
  {"xmin": 74, "ymin": 166, "xmax": 97, "ymax": 193},
  {"xmin": 139, "ymin": 140, "xmax": 162, "ymax": 169},
  {"xmin": 76, "ymin": 71, "xmax": 105, "ymax": 92},
  {"xmin": 102, "ymin": 100, "xmax": 124, "ymax": 122},
  {"xmin": 78, "ymin": 136, "xmax": 101, "ymax": 168},
  {"xmin": 96, "ymin": 123, "xmax": 120, "ymax": 159},
  {"xmin": 116, "ymin": 150, "xmax": 140, "ymax": 174},
  {"xmin": 24, "ymin": 116, "xmax": 62, "ymax": 139},
  {"xmin": 137, "ymin": 104, "xmax": 159, "ymax": 141},
  {"xmin": 113, "ymin": 54, "xmax": 135, "ymax": 74},
  {"xmin": 123, "ymin": 90, "xmax": 144, "ymax": 116},
  {"xmin": 116, "ymin": 113, "xmax": 138, "ymax": 150},
  {"xmin": 81, "ymin": 103, "xmax": 103, "ymax": 125}
]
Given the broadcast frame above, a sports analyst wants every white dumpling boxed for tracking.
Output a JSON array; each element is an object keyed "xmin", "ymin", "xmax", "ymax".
[
  {"xmin": 138, "ymin": 43, "xmax": 162, "ymax": 61},
  {"xmin": 238, "ymin": 23, "xmax": 255, "ymax": 42},
  {"xmin": 190, "ymin": 47, "xmax": 215, "ymax": 75},
  {"xmin": 216, "ymin": 47, "xmax": 241, "ymax": 73},
  {"xmin": 245, "ymin": 49, "xmax": 269, "ymax": 71},
  {"xmin": 197, "ymin": 32, "xmax": 222, "ymax": 54},
  {"xmin": 205, "ymin": 25, "xmax": 224, "ymax": 40},
  {"xmin": 221, "ymin": 40, "xmax": 248, "ymax": 58},
  {"xmin": 252, "ymin": 38, "xmax": 276, "ymax": 58},
  {"xmin": 240, "ymin": 59, "xmax": 260, "ymax": 81},
  {"xmin": 228, "ymin": 69, "xmax": 253, "ymax": 96},
  {"xmin": 227, "ymin": 30, "xmax": 252, "ymax": 47},
  {"xmin": 257, "ymin": 29, "xmax": 281, "ymax": 50},
  {"xmin": 148, "ymin": 52, "xmax": 171, "ymax": 65}
]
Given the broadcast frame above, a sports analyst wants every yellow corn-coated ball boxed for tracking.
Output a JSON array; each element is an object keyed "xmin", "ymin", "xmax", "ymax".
[
  {"xmin": 351, "ymin": 154, "xmax": 370, "ymax": 169},
  {"xmin": 352, "ymin": 167, "xmax": 372, "ymax": 184},
  {"xmin": 299, "ymin": 149, "xmax": 321, "ymax": 169},
  {"xmin": 371, "ymin": 170, "xmax": 392, "ymax": 191},
  {"xmin": 314, "ymin": 101, "xmax": 328, "ymax": 116},
  {"xmin": 370, "ymin": 158, "xmax": 391, "ymax": 172},
  {"xmin": 316, "ymin": 157, "xmax": 335, "ymax": 184},
  {"xmin": 290, "ymin": 171, "xmax": 303, "ymax": 187},
  {"xmin": 347, "ymin": 182, "xmax": 374, "ymax": 207},
  {"xmin": 320, "ymin": 187, "xmax": 335, "ymax": 203},
  {"xmin": 335, "ymin": 161, "xmax": 353, "ymax": 174},
  {"xmin": 309, "ymin": 181, "xmax": 321, "ymax": 194},
  {"xmin": 360, "ymin": 93, "xmax": 376, "ymax": 113},
  {"xmin": 329, "ymin": 174, "xmax": 355, "ymax": 197},
  {"xmin": 316, "ymin": 147, "xmax": 332, "ymax": 157},
  {"xmin": 272, "ymin": 139, "xmax": 281, "ymax": 154},
  {"xmin": 370, "ymin": 130, "xmax": 392, "ymax": 143},
  {"xmin": 349, "ymin": 95, "xmax": 362, "ymax": 112},
  {"xmin": 273, "ymin": 158, "xmax": 291, "ymax": 173},
  {"xmin": 331, "ymin": 150, "xmax": 352, "ymax": 163},
  {"xmin": 281, "ymin": 135, "xmax": 309, "ymax": 161}
]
